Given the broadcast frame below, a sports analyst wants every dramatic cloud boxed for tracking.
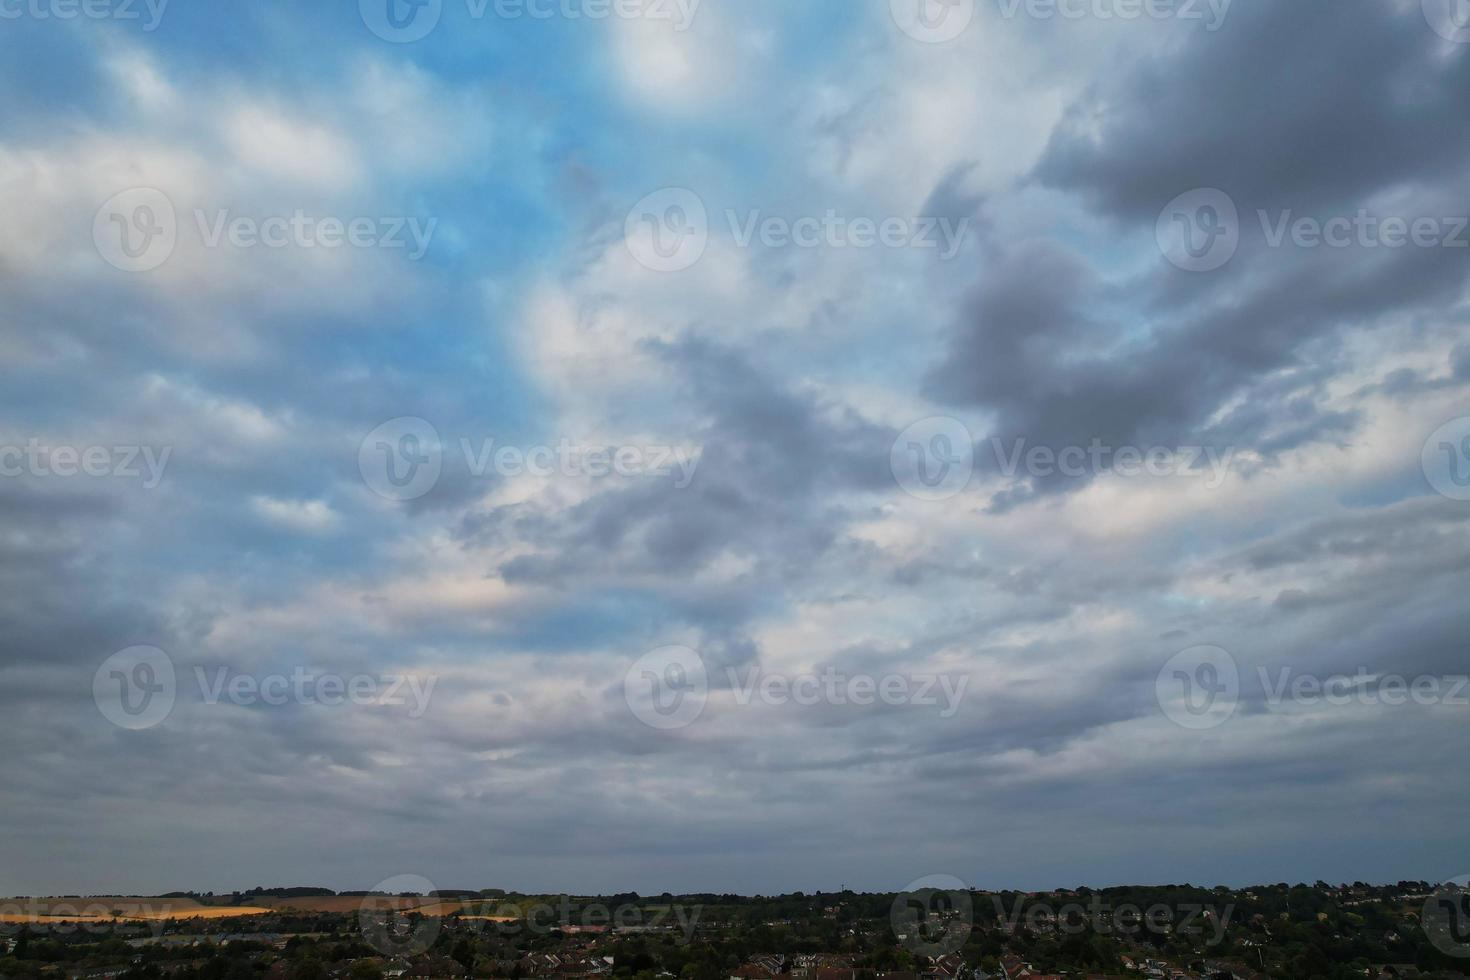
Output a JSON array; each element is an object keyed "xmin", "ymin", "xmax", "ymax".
[{"xmin": 0, "ymin": 0, "xmax": 1467, "ymax": 897}]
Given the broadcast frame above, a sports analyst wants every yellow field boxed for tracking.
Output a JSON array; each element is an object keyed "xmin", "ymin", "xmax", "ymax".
[
  {"xmin": 131, "ymin": 907, "xmax": 273, "ymax": 921},
  {"xmin": 0, "ymin": 894, "xmax": 504, "ymax": 923},
  {"xmin": 404, "ymin": 901, "xmax": 470, "ymax": 917},
  {"xmin": 0, "ymin": 899, "xmax": 272, "ymax": 924}
]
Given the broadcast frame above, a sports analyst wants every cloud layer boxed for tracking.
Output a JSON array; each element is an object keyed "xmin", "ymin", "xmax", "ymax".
[{"xmin": 1, "ymin": 0, "xmax": 1467, "ymax": 896}]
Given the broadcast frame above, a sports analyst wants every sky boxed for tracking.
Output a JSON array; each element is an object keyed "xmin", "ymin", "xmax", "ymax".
[{"xmin": 1, "ymin": 0, "xmax": 1469, "ymax": 898}]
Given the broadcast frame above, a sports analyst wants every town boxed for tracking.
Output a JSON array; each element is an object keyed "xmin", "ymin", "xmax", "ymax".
[{"xmin": 3, "ymin": 882, "xmax": 1466, "ymax": 980}]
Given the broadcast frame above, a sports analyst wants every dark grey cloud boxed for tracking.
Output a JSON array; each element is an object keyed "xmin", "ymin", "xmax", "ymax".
[
  {"xmin": 1035, "ymin": 0, "xmax": 1470, "ymax": 220},
  {"xmin": 921, "ymin": 162, "xmax": 988, "ymax": 234},
  {"xmin": 927, "ymin": 4, "xmax": 1470, "ymax": 509},
  {"xmin": 934, "ymin": 226, "xmax": 1465, "ymax": 504},
  {"xmin": 468, "ymin": 337, "xmax": 890, "ymax": 601},
  {"xmin": 0, "ymin": 483, "xmax": 179, "ymax": 674},
  {"xmin": 1455, "ymin": 342, "xmax": 1470, "ymax": 380}
]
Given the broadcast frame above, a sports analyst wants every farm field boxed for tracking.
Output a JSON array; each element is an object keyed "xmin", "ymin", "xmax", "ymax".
[
  {"xmin": 0, "ymin": 898, "xmax": 273, "ymax": 923},
  {"xmin": 0, "ymin": 894, "xmax": 523, "ymax": 922},
  {"xmin": 259, "ymin": 895, "xmax": 449, "ymax": 914}
]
